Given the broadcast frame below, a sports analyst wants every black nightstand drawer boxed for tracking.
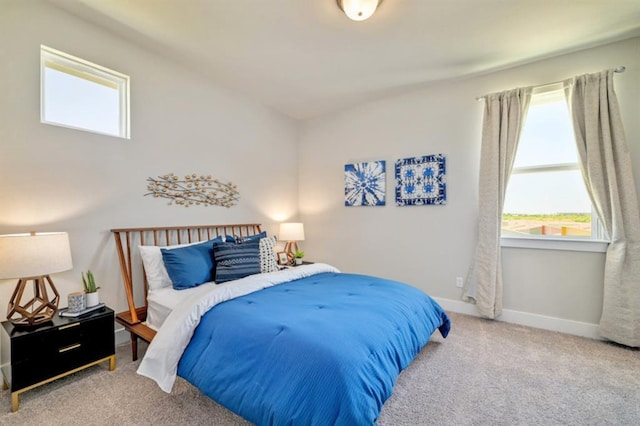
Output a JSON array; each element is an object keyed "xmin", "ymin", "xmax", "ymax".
[
  {"xmin": 11, "ymin": 314, "xmax": 112, "ymax": 363},
  {"xmin": 1, "ymin": 307, "xmax": 115, "ymax": 393}
]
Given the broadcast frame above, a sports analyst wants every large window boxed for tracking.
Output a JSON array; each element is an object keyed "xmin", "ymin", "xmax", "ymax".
[
  {"xmin": 41, "ymin": 45, "xmax": 130, "ymax": 139},
  {"xmin": 502, "ymin": 86, "xmax": 604, "ymax": 242}
]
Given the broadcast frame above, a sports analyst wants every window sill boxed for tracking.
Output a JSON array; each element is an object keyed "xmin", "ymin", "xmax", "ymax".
[{"xmin": 501, "ymin": 236, "xmax": 608, "ymax": 253}]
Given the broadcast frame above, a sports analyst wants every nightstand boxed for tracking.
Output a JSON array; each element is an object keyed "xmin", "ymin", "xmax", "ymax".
[
  {"xmin": 0, "ymin": 306, "xmax": 115, "ymax": 412},
  {"xmin": 280, "ymin": 261, "xmax": 314, "ymax": 270}
]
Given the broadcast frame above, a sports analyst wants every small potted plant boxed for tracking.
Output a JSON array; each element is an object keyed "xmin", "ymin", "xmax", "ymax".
[
  {"xmin": 294, "ymin": 250, "xmax": 305, "ymax": 266},
  {"xmin": 82, "ymin": 270, "xmax": 101, "ymax": 308}
]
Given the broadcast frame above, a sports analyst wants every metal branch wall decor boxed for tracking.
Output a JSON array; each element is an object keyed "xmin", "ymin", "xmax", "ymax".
[{"xmin": 145, "ymin": 173, "xmax": 239, "ymax": 208}]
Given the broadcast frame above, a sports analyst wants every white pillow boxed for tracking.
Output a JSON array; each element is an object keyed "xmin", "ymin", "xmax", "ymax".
[
  {"xmin": 259, "ymin": 235, "xmax": 279, "ymax": 273},
  {"xmin": 140, "ymin": 241, "xmax": 205, "ymax": 291}
]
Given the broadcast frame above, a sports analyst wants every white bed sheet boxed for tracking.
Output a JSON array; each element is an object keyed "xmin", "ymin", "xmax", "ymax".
[{"xmin": 146, "ymin": 281, "xmax": 219, "ymax": 330}]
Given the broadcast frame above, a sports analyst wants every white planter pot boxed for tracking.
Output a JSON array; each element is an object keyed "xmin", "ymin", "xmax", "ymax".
[
  {"xmin": 295, "ymin": 258, "xmax": 303, "ymax": 265},
  {"xmin": 85, "ymin": 291, "xmax": 100, "ymax": 308}
]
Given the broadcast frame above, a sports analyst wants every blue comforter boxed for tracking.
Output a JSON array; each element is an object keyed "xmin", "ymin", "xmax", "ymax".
[{"xmin": 177, "ymin": 272, "xmax": 450, "ymax": 425}]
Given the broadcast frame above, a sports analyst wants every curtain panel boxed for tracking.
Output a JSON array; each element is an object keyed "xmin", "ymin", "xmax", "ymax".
[
  {"xmin": 565, "ymin": 70, "xmax": 640, "ymax": 347},
  {"xmin": 463, "ymin": 88, "xmax": 532, "ymax": 318}
]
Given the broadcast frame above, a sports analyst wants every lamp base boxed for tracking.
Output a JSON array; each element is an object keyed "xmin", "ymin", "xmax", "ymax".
[
  {"xmin": 283, "ymin": 241, "xmax": 299, "ymax": 265},
  {"xmin": 7, "ymin": 276, "xmax": 60, "ymax": 327}
]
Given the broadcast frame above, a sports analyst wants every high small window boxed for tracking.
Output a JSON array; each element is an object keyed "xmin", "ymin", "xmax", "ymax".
[
  {"xmin": 41, "ymin": 45, "xmax": 130, "ymax": 139},
  {"xmin": 502, "ymin": 86, "xmax": 603, "ymax": 241}
]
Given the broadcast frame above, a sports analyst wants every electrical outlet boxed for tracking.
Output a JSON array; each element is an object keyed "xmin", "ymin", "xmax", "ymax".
[{"xmin": 456, "ymin": 277, "xmax": 464, "ymax": 288}]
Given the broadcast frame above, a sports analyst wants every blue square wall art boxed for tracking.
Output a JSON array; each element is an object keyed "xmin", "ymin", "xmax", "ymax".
[
  {"xmin": 395, "ymin": 154, "xmax": 446, "ymax": 206},
  {"xmin": 344, "ymin": 161, "xmax": 386, "ymax": 206}
]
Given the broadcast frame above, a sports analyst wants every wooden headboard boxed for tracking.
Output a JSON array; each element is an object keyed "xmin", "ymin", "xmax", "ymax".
[{"xmin": 111, "ymin": 223, "xmax": 262, "ymax": 360}]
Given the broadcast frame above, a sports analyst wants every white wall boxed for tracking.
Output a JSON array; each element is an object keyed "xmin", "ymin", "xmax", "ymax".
[
  {"xmin": 299, "ymin": 37, "xmax": 640, "ymax": 332},
  {"xmin": 0, "ymin": 1, "xmax": 299, "ymax": 318},
  {"xmin": 1, "ymin": 1, "xmax": 638, "ymax": 339}
]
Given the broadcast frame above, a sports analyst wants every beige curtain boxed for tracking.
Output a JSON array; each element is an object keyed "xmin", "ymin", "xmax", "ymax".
[
  {"xmin": 565, "ymin": 70, "xmax": 640, "ymax": 347},
  {"xmin": 463, "ymin": 88, "xmax": 532, "ymax": 318}
]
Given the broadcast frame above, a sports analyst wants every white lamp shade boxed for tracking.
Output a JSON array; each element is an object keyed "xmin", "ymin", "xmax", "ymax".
[
  {"xmin": 0, "ymin": 232, "xmax": 73, "ymax": 279},
  {"xmin": 279, "ymin": 223, "xmax": 305, "ymax": 242},
  {"xmin": 338, "ymin": 0, "xmax": 381, "ymax": 21}
]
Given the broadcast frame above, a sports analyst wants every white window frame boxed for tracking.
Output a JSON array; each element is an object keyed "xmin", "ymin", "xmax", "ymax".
[
  {"xmin": 501, "ymin": 84, "xmax": 609, "ymax": 253},
  {"xmin": 40, "ymin": 45, "xmax": 130, "ymax": 139}
]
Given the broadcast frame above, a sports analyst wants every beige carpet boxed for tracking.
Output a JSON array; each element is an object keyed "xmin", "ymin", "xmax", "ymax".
[{"xmin": 0, "ymin": 312, "xmax": 638, "ymax": 425}]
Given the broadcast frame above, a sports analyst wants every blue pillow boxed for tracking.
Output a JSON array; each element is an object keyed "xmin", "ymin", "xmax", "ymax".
[
  {"xmin": 213, "ymin": 240, "xmax": 261, "ymax": 283},
  {"xmin": 161, "ymin": 237, "xmax": 222, "ymax": 290},
  {"xmin": 224, "ymin": 231, "xmax": 266, "ymax": 244}
]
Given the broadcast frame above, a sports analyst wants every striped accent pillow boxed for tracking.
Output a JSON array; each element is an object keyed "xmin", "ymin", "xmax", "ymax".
[
  {"xmin": 227, "ymin": 232, "xmax": 279, "ymax": 273},
  {"xmin": 213, "ymin": 240, "xmax": 261, "ymax": 283}
]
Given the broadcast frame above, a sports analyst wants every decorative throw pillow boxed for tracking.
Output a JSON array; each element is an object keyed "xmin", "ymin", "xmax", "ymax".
[
  {"xmin": 259, "ymin": 235, "xmax": 279, "ymax": 273},
  {"xmin": 139, "ymin": 236, "xmax": 222, "ymax": 291},
  {"xmin": 213, "ymin": 240, "xmax": 261, "ymax": 284},
  {"xmin": 224, "ymin": 231, "xmax": 278, "ymax": 273},
  {"xmin": 161, "ymin": 239, "xmax": 220, "ymax": 290},
  {"xmin": 225, "ymin": 231, "xmax": 267, "ymax": 244}
]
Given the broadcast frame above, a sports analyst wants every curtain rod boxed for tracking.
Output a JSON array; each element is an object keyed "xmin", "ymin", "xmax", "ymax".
[{"xmin": 475, "ymin": 66, "xmax": 626, "ymax": 101}]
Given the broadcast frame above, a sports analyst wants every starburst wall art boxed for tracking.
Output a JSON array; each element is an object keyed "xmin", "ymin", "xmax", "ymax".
[
  {"xmin": 344, "ymin": 161, "xmax": 386, "ymax": 206},
  {"xmin": 395, "ymin": 154, "xmax": 446, "ymax": 206}
]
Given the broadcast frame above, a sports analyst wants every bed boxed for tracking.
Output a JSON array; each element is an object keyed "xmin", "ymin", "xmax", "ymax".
[{"xmin": 112, "ymin": 224, "xmax": 450, "ymax": 425}]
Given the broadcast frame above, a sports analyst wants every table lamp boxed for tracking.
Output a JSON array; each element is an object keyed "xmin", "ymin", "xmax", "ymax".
[
  {"xmin": 279, "ymin": 222, "xmax": 305, "ymax": 265},
  {"xmin": 0, "ymin": 232, "xmax": 72, "ymax": 326}
]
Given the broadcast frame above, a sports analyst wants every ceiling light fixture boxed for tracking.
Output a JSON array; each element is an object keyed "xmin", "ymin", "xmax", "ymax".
[{"xmin": 337, "ymin": 0, "xmax": 383, "ymax": 21}]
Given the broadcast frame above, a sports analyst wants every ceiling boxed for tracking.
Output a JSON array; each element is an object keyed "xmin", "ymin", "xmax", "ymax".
[{"xmin": 47, "ymin": 0, "xmax": 640, "ymax": 119}]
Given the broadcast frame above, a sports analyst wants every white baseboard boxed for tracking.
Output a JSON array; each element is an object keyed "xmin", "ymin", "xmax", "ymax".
[
  {"xmin": 433, "ymin": 297, "xmax": 601, "ymax": 341},
  {"xmin": 115, "ymin": 326, "xmax": 130, "ymax": 346}
]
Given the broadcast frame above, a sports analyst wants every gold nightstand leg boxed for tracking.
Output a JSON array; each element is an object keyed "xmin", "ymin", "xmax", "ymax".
[
  {"xmin": 11, "ymin": 392, "xmax": 18, "ymax": 412},
  {"xmin": 6, "ymin": 355, "xmax": 115, "ymax": 412}
]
